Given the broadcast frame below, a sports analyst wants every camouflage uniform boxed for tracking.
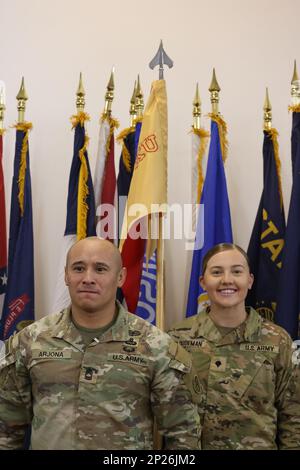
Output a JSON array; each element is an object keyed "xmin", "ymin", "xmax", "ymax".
[
  {"xmin": 169, "ymin": 307, "xmax": 300, "ymax": 450},
  {"xmin": 0, "ymin": 302, "xmax": 201, "ymax": 450}
]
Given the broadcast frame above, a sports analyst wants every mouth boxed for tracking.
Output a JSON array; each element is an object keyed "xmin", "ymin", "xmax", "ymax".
[
  {"xmin": 217, "ymin": 288, "xmax": 237, "ymax": 296},
  {"xmin": 78, "ymin": 290, "xmax": 99, "ymax": 295}
]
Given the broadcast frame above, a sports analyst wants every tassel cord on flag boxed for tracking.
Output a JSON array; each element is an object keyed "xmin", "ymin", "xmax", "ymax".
[
  {"xmin": 117, "ymin": 126, "xmax": 135, "ymax": 172},
  {"xmin": 265, "ymin": 128, "xmax": 284, "ymax": 209},
  {"xmin": 190, "ymin": 126, "xmax": 210, "ymax": 203},
  {"xmin": 207, "ymin": 113, "xmax": 228, "ymax": 162},
  {"xmin": 13, "ymin": 122, "xmax": 33, "ymax": 216},
  {"xmin": 77, "ymin": 134, "xmax": 90, "ymax": 241},
  {"xmin": 101, "ymin": 113, "xmax": 119, "ymax": 158}
]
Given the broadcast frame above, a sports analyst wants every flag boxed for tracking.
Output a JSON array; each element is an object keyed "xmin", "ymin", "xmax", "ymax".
[
  {"xmin": 186, "ymin": 115, "xmax": 233, "ymax": 317},
  {"xmin": 52, "ymin": 112, "xmax": 96, "ymax": 312},
  {"xmin": 191, "ymin": 127, "xmax": 209, "ymax": 229},
  {"xmin": 0, "ymin": 123, "xmax": 34, "ymax": 340},
  {"xmin": 119, "ymin": 120, "xmax": 159, "ymax": 325},
  {"xmin": 276, "ymin": 109, "xmax": 300, "ymax": 339},
  {"xmin": 94, "ymin": 115, "xmax": 119, "ymax": 241},
  {"xmin": 247, "ymin": 129, "xmax": 285, "ymax": 322},
  {"xmin": 120, "ymin": 81, "xmax": 167, "ymax": 322},
  {"xmin": 0, "ymin": 129, "xmax": 7, "ymax": 316},
  {"xmin": 116, "ymin": 124, "xmax": 136, "ymax": 240}
]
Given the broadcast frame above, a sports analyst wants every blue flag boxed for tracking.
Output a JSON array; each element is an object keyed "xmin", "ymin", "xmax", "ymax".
[
  {"xmin": 65, "ymin": 119, "xmax": 96, "ymax": 237},
  {"xmin": 247, "ymin": 130, "xmax": 285, "ymax": 322},
  {"xmin": 276, "ymin": 111, "xmax": 300, "ymax": 339},
  {"xmin": 0, "ymin": 126, "xmax": 34, "ymax": 340},
  {"xmin": 52, "ymin": 115, "xmax": 96, "ymax": 313},
  {"xmin": 186, "ymin": 118, "xmax": 233, "ymax": 317}
]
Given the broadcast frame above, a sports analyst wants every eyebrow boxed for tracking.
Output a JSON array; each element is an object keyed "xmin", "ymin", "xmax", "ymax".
[
  {"xmin": 70, "ymin": 261, "xmax": 110, "ymax": 268},
  {"xmin": 209, "ymin": 264, "xmax": 246, "ymax": 269}
]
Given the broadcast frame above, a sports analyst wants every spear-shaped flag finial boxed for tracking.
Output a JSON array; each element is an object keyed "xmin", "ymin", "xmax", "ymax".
[{"xmin": 149, "ymin": 40, "xmax": 173, "ymax": 79}]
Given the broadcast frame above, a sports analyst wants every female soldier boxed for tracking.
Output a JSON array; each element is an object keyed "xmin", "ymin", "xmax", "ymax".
[{"xmin": 169, "ymin": 243, "xmax": 300, "ymax": 450}]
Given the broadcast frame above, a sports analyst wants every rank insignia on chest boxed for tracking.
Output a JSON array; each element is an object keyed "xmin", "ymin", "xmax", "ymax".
[{"xmin": 210, "ymin": 357, "xmax": 227, "ymax": 372}]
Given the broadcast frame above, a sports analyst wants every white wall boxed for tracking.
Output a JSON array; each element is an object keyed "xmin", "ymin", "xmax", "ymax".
[{"xmin": 0, "ymin": 0, "xmax": 298, "ymax": 329}]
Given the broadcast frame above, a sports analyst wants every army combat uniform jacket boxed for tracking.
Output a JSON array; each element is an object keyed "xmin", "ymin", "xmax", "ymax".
[
  {"xmin": 169, "ymin": 307, "xmax": 300, "ymax": 450},
  {"xmin": 0, "ymin": 302, "xmax": 201, "ymax": 450}
]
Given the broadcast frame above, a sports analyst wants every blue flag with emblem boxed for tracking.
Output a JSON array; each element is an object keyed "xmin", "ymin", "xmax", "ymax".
[
  {"xmin": 276, "ymin": 110, "xmax": 300, "ymax": 339},
  {"xmin": 0, "ymin": 124, "xmax": 34, "ymax": 340},
  {"xmin": 247, "ymin": 129, "xmax": 285, "ymax": 322},
  {"xmin": 186, "ymin": 117, "xmax": 233, "ymax": 317}
]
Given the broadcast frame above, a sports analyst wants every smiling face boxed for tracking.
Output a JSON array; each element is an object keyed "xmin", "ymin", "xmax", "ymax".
[
  {"xmin": 65, "ymin": 238, "xmax": 126, "ymax": 316},
  {"xmin": 200, "ymin": 248, "xmax": 254, "ymax": 311}
]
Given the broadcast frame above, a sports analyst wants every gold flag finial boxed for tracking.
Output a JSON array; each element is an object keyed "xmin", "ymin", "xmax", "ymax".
[
  {"xmin": 0, "ymin": 81, "xmax": 5, "ymax": 129},
  {"xmin": 193, "ymin": 83, "xmax": 201, "ymax": 130},
  {"xmin": 76, "ymin": 72, "xmax": 85, "ymax": 112},
  {"xmin": 103, "ymin": 67, "xmax": 115, "ymax": 117},
  {"xmin": 135, "ymin": 74, "xmax": 144, "ymax": 118},
  {"xmin": 209, "ymin": 68, "xmax": 220, "ymax": 114},
  {"xmin": 291, "ymin": 60, "xmax": 300, "ymax": 106},
  {"xmin": 16, "ymin": 77, "xmax": 28, "ymax": 123},
  {"xmin": 129, "ymin": 80, "xmax": 137, "ymax": 127},
  {"xmin": 263, "ymin": 87, "xmax": 272, "ymax": 130}
]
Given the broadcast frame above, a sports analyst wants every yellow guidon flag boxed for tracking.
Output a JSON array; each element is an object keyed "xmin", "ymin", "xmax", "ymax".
[{"xmin": 120, "ymin": 80, "xmax": 167, "ymax": 258}]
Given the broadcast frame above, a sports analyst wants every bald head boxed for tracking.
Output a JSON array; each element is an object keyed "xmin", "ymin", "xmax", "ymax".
[{"xmin": 66, "ymin": 237, "xmax": 123, "ymax": 272}]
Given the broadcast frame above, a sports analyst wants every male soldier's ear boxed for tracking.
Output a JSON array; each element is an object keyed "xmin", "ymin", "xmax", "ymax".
[
  {"xmin": 118, "ymin": 267, "xmax": 127, "ymax": 287},
  {"xmin": 64, "ymin": 267, "xmax": 69, "ymax": 286}
]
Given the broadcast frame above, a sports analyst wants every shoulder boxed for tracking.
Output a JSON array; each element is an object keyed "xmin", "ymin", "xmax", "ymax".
[
  {"xmin": 126, "ymin": 312, "xmax": 172, "ymax": 350},
  {"xmin": 6, "ymin": 310, "xmax": 68, "ymax": 352},
  {"xmin": 259, "ymin": 317, "xmax": 292, "ymax": 347},
  {"xmin": 168, "ymin": 316, "xmax": 197, "ymax": 334}
]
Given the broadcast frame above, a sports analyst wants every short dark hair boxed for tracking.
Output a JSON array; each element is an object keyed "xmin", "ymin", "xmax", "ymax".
[{"xmin": 201, "ymin": 243, "xmax": 251, "ymax": 275}]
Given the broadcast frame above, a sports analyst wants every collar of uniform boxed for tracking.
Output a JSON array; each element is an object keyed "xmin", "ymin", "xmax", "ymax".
[
  {"xmin": 243, "ymin": 307, "xmax": 262, "ymax": 342},
  {"xmin": 190, "ymin": 307, "xmax": 262, "ymax": 345},
  {"xmin": 51, "ymin": 302, "xmax": 131, "ymax": 345},
  {"xmin": 51, "ymin": 306, "xmax": 85, "ymax": 351},
  {"xmin": 190, "ymin": 309, "xmax": 222, "ymax": 343},
  {"xmin": 100, "ymin": 301, "xmax": 131, "ymax": 342}
]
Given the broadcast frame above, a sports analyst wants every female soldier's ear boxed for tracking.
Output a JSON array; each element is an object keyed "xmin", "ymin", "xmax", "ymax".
[
  {"xmin": 199, "ymin": 275, "xmax": 206, "ymax": 290},
  {"xmin": 248, "ymin": 273, "xmax": 254, "ymax": 290}
]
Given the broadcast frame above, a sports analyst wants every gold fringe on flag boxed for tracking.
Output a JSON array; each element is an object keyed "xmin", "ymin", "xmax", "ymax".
[
  {"xmin": 70, "ymin": 111, "xmax": 90, "ymax": 128},
  {"xmin": 0, "ymin": 129, "xmax": 6, "ymax": 135},
  {"xmin": 288, "ymin": 104, "xmax": 300, "ymax": 113},
  {"xmin": 77, "ymin": 135, "xmax": 90, "ymax": 240},
  {"xmin": 117, "ymin": 126, "xmax": 135, "ymax": 172},
  {"xmin": 208, "ymin": 113, "xmax": 228, "ymax": 162},
  {"xmin": 266, "ymin": 128, "xmax": 284, "ymax": 209},
  {"xmin": 100, "ymin": 114, "xmax": 119, "ymax": 158},
  {"xmin": 13, "ymin": 122, "xmax": 33, "ymax": 216},
  {"xmin": 191, "ymin": 127, "xmax": 210, "ymax": 203}
]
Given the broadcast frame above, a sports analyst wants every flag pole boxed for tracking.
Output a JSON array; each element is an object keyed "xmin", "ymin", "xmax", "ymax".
[
  {"xmin": 149, "ymin": 41, "xmax": 173, "ymax": 331},
  {"xmin": 0, "ymin": 82, "xmax": 5, "ymax": 130},
  {"xmin": 76, "ymin": 72, "xmax": 85, "ymax": 112},
  {"xmin": 263, "ymin": 88, "xmax": 272, "ymax": 130},
  {"xmin": 129, "ymin": 80, "xmax": 137, "ymax": 127},
  {"xmin": 193, "ymin": 83, "xmax": 201, "ymax": 130},
  {"xmin": 16, "ymin": 77, "xmax": 28, "ymax": 124},
  {"xmin": 103, "ymin": 68, "xmax": 114, "ymax": 118},
  {"xmin": 209, "ymin": 68, "xmax": 220, "ymax": 115}
]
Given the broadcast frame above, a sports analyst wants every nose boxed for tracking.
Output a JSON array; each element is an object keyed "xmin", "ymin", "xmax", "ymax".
[
  {"xmin": 82, "ymin": 269, "xmax": 96, "ymax": 285},
  {"xmin": 220, "ymin": 271, "xmax": 233, "ymax": 284}
]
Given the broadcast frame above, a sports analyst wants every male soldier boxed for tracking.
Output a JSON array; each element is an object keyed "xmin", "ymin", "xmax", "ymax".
[{"xmin": 0, "ymin": 237, "xmax": 201, "ymax": 450}]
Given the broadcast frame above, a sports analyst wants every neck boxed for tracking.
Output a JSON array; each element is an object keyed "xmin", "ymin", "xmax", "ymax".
[
  {"xmin": 209, "ymin": 303, "xmax": 247, "ymax": 328},
  {"xmin": 71, "ymin": 303, "xmax": 116, "ymax": 329}
]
